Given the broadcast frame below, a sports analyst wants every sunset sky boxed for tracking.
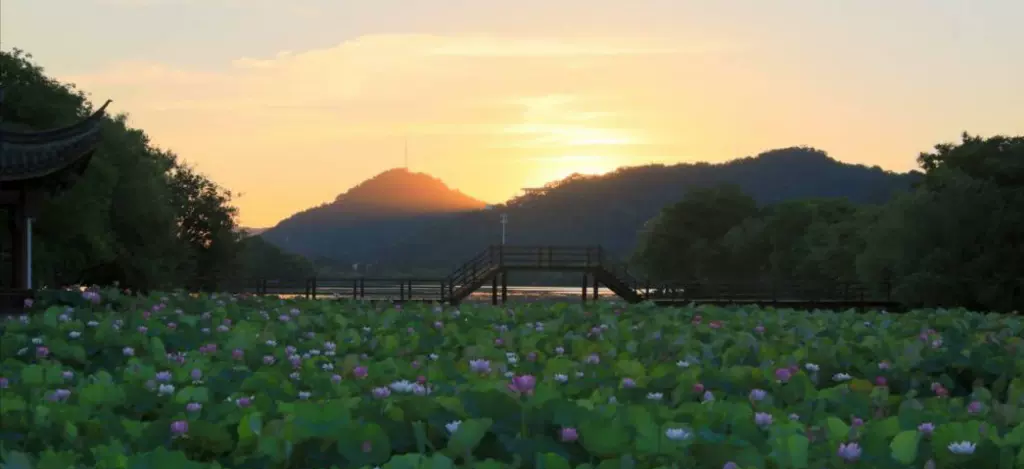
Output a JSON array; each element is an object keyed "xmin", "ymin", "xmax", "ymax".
[{"xmin": 3, "ymin": 0, "xmax": 1022, "ymax": 227}]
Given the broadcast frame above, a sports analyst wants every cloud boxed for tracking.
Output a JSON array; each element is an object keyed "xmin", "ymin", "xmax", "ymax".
[
  {"xmin": 59, "ymin": 32, "xmax": 751, "ymax": 225},
  {"xmin": 65, "ymin": 34, "xmax": 712, "ymax": 138}
]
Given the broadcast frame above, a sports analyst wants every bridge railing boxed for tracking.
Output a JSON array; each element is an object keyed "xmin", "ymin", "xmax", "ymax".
[
  {"xmin": 642, "ymin": 281, "xmax": 893, "ymax": 303},
  {"xmin": 489, "ymin": 245, "xmax": 604, "ymax": 268},
  {"xmin": 232, "ymin": 277, "xmax": 450, "ymax": 302}
]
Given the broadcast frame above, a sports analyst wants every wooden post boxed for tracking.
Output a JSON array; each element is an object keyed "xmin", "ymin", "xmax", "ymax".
[
  {"xmin": 304, "ymin": 279, "xmax": 311, "ymax": 299},
  {"xmin": 440, "ymin": 280, "xmax": 445, "ymax": 303},
  {"xmin": 501, "ymin": 270, "xmax": 508, "ymax": 304},
  {"xmin": 311, "ymin": 278, "xmax": 317, "ymax": 300},
  {"xmin": 400, "ymin": 280, "xmax": 405, "ymax": 301},
  {"xmin": 491, "ymin": 274, "xmax": 498, "ymax": 305},
  {"xmin": 592, "ymin": 274, "xmax": 599, "ymax": 301},
  {"xmin": 581, "ymin": 273, "xmax": 588, "ymax": 304},
  {"xmin": 359, "ymin": 278, "xmax": 365, "ymax": 298},
  {"xmin": 8, "ymin": 207, "xmax": 26, "ymax": 290}
]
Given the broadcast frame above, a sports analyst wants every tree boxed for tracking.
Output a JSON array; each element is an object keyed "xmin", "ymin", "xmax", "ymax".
[
  {"xmin": 858, "ymin": 134, "xmax": 1024, "ymax": 311},
  {"xmin": 2, "ymin": 48, "xmax": 268, "ymax": 292},
  {"xmin": 633, "ymin": 184, "xmax": 758, "ymax": 282}
]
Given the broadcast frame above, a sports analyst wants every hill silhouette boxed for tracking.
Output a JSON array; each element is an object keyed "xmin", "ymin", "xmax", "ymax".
[
  {"xmin": 260, "ymin": 168, "xmax": 486, "ymax": 261},
  {"xmin": 260, "ymin": 147, "xmax": 920, "ymax": 272}
]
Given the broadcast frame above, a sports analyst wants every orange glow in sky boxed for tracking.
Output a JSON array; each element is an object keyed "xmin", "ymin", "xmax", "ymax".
[{"xmin": 4, "ymin": 1, "xmax": 1022, "ymax": 227}]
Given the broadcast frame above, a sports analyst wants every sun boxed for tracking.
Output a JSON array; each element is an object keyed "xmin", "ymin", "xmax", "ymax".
[{"xmin": 533, "ymin": 155, "xmax": 619, "ymax": 186}]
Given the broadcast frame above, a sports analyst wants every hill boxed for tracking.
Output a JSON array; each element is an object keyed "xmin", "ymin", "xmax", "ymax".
[
  {"xmin": 259, "ymin": 168, "xmax": 486, "ymax": 263},
  {"xmin": 260, "ymin": 147, "xmax": 920, "ymax": 272},
  {"xmin": 374, "ymin": 147, "xmax": 920, "ymax": 270}
]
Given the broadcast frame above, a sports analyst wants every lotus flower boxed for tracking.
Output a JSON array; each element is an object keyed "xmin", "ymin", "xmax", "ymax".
[
  {"xmin": 560, "ymin": 427, "xmax": 578, "ymax": 442},
  {"xmin": 508, "ymin": 375, "xmax": 536, "ymax": 395}
]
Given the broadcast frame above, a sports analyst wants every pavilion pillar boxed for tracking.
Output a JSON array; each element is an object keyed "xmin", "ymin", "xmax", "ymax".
[{"xmin": 8, "ymin": 206, "xmax": 28, "ymax": 290}]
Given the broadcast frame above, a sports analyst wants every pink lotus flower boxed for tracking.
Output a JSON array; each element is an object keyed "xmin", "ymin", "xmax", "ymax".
[
  {"xmin": 967, "ymin": 401, "xmax": 983, "ymax": 414},
  {"xmin": 353, "ymin": 366, "xmax": 368, "ymax": 379},
  {"xmin": 621, "ymin": 378, "xmax": 636, "ymax": 388},
  {"xmin": 837, "ymin": 442, "xmax": 862, "ymax": 462},
  {"xmin": 693, "ymin": 383, "xmax": 705, "ymax": 394},
  {"xmin": 331, "ymin": 374, "xmax": 343, "ymax": 384},
  {"xmin": 372, "ymin": 387, "xmax": 391, "ymax": 399},
  {"xmin": 167, "ymin": 323, "xmax": 177, "ymax": 330},
  {"xmin": 232, "ymin": 349, "xmax": 244, "ymax": 360},
  {"xmin": 236, "ymin": 397, "xmax": 252, "ymax": 407},
  {"xmin": 875, "ymin": 376, "xmax": 887, "ymax": 386},
  {"xmin": 508, "ymin": 375, "xmax": 536, "ymax": 395},
  {"xmin": 49, "ymin": 389, "xmax": 71, "ymax": 402},
  {"xmin": 170, "ymin": 420, "xmax": 188, "ymax": 437},
  {"xmin": 709, "ymin": 320, "xmax": 723, "ymax": 329},
  {"xmin": 754, "ymin": 325, "xmax": 765, "ymax": 333},
  {"xmin": 560, "ymin": 427, "xmax": 579, "ymax": 442},
  {"xmin": 36, "ymin": 346, "xmax": 49, "ymax": 358},
  {"xmin": 494, "ymin": 338, "xmax": 504, "ymax": 346},
  {"xmin": 775, "ymin": 368, "xmax": 792, "ymax": 382}
]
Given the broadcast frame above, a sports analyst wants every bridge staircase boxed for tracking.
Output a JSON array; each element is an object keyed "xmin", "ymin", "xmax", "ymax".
[{"xmin": 442, "ymin": 245, "xmax": 644, "ymax": 305}]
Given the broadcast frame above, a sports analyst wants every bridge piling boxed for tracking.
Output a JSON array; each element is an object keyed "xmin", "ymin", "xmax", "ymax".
[{"xmin": 501, "ymin": 271, "xmax": 508, "ymax": 304}]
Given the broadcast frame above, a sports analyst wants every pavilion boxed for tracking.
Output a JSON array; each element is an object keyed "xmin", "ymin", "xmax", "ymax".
[{"xmin": 0, "ymin": 88, "xmax": 110, "ymax": 311}]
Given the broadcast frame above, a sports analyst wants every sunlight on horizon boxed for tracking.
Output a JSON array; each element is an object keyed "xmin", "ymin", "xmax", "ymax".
[{"xmin": 4, "ymin": 0, "xmax": 1022, "ymax": 227}]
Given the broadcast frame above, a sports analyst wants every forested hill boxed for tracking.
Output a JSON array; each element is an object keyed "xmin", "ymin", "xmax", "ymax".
[
  {"xmin": 262, "ymin": 147, "xmax": 920, "ymax": 270},
  {"xmin": 260, "ymin": 168, "xmax": 486, "ymax": 261}
]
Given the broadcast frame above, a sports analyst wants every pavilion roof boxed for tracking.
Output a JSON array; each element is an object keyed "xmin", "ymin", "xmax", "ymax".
[{"xmin": 0, "ymin": 100, "xmax": 111, "ymax": 183}]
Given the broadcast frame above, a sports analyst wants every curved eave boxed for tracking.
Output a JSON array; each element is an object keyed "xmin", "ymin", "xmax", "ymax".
[{"xmin": 0, "ymin": 100, "xmax": 111, "ymax": 183}]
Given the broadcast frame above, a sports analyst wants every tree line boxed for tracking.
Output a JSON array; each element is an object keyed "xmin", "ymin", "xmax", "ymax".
[
  {"xmin": 1, "ymin": 49, "xmax": 314, "ymax": 292},
  {"xmin": 633, "ymin": 134, "xmax": 1024, "ymax": 312}
]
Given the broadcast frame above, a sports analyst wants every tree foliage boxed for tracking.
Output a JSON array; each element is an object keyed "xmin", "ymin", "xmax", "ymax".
[
  {"xmin": 1, "ymin": 48, "xmax": 309, "ymax": 291},
  {"xmin": 634, "ymin": 133, "xmax": 1024, "ymax": 312}
]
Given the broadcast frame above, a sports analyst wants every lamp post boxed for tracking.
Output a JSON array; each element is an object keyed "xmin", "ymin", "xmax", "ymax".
[{"xmin": 500, "ymin": 213, "xmax": 508, "ymax": 245}]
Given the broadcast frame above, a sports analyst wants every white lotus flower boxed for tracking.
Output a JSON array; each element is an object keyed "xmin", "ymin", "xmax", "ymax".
[
  {"xmin": 947, "ymin": 441, "xmax": 976, "ymax": 455},
  {"xmin": 665, "ymin": 428, "xmax": 691, "ymax": 441}
]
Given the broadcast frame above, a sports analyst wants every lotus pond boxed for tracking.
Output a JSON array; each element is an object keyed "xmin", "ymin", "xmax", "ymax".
[{"xmin": 1, "ymin": 290, "xmax": 1023, "ymax": 469}]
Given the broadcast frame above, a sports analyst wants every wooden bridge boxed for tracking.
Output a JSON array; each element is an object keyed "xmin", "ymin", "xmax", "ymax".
[{"xmin": 236, "ymin": 245, "xmax": 901, "ymax": 310}]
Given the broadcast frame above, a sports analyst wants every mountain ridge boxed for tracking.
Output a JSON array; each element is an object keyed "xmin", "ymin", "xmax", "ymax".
[{"xmin": 260, "ymin": 147, "xmax": 921, "ymax": 271}]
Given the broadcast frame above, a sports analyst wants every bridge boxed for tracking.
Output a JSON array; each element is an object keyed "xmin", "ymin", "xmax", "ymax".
[{"xmin": 237, "ymin": 245, "xmax": 901, "ymax": 310}]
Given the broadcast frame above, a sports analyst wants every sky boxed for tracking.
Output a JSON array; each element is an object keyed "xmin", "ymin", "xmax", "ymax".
[{"xmin": 3, "ymin": 0, "xmax": 1022, "ymax": 227}]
